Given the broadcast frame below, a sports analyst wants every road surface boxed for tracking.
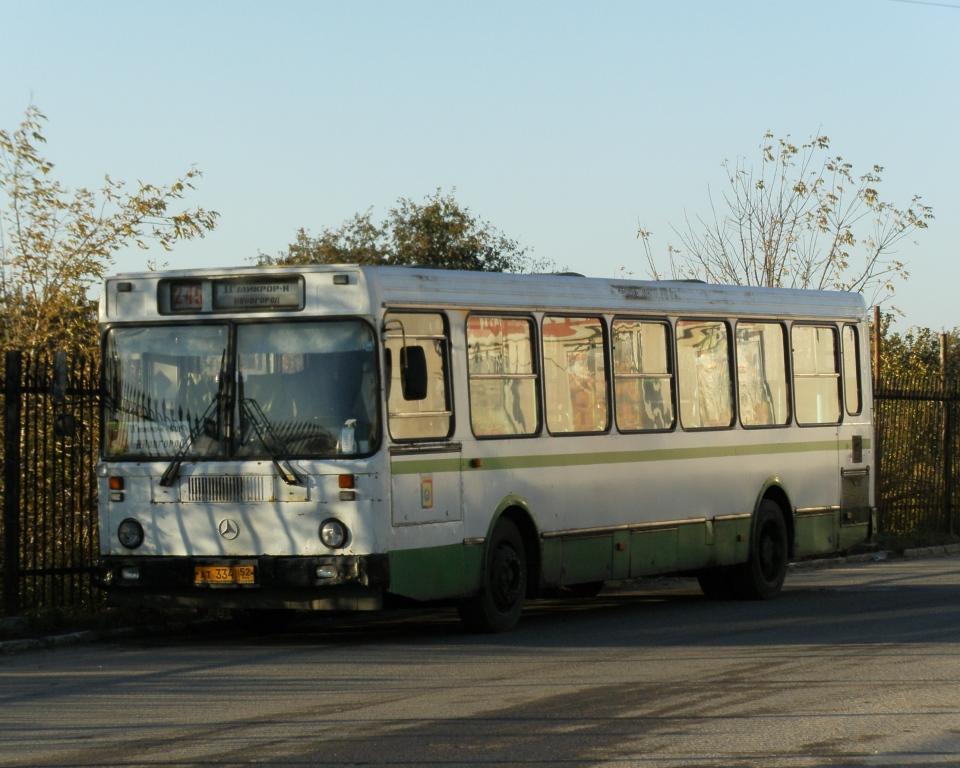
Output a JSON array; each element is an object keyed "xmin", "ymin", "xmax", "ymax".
[{"xmin": 1, "ymin": 556, "xmax": 959, "ymax": 767}]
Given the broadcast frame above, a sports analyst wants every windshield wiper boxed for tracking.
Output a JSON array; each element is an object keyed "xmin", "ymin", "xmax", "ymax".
[
  {"xmin": 159, "ymin": 351, "xmax": 229, "ymax": 487},
  {"xmin": 237, "ymin": 381, "xmax": 304, "ymax": 486}
]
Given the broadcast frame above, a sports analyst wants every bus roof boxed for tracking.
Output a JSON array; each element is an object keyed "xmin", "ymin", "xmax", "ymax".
[{"xmin": 102, "ymin": 264, "xmax": 867, "ymax": 322}]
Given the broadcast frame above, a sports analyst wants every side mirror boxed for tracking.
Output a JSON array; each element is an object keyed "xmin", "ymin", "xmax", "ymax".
[{"xmin": 400, "ymin": 346, "xmax": 428, "ymax": 401}]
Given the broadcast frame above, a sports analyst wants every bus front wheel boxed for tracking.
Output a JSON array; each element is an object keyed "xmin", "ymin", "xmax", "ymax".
[
  {"xmin": 458, "ymin": 517, "xmax": 527, "ymax": 632},
  {"xmin": 734, "ymin": 499, "xmax": 788, "ymax": 600}
]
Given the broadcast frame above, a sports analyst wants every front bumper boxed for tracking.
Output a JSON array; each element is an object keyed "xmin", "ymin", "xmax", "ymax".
[{"xmin": 95, "ymin": 554, "xmax": 389, "ymax": 611}]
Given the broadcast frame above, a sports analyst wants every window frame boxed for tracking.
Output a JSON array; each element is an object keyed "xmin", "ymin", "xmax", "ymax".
[
  {"xmin": 464, "ymin": 312, "xmax": 542, "ymax": 440},
  {"xmin": 790, "ymin": 322, "xmax": 843, "ymax": 427},
  {"xmin": 610, "ymin": 316, "xmax": 676, "ymax": 434},
  {"xmin": 842, "ymin": 323, "xmax": 863, "ymax": 417},
  {"xmin": 382, "ymin": 309, "xmax": 455, "ymax": 443},
  {"xmin": 540, "ymin": 313, "xmax": 612, "ymax": 437},
  {"xmin": 733, "ymin": 319, "xmax": 792, "ymax": 430}
]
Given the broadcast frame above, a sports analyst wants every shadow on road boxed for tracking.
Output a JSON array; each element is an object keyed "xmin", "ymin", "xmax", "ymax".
[{"xmin": 123, "ymin": 558, "xmax": 960, "ymax": 653}]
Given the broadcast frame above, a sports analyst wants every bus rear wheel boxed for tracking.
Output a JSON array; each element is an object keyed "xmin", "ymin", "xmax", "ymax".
[
  {"xmin": 733, "ymin": 499, "xmax": 788, "ymax": 600},
  {"xmin": 458, "ymin": 517, "xmax": 527, "ymax": 633}
]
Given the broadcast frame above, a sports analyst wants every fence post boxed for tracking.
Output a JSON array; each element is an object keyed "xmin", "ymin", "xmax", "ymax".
[
  {"xmin": 873, "ymin": 305, "xmax": 883, "ymax": 535},
  {"xmin": 941, "ymin": 334, "xmax": 954, "ymax": 536},
  {"xmin": 873, "ymin": 306, "xmax": 881, "ymax": 389},
  {"xmin": 3, "ymin": 350, "xmax": 23, "ymax": 616}
]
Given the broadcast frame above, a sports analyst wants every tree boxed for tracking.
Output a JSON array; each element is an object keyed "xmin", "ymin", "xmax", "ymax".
[
  {"xmin": 0, "ymin": 105, "xmax": 219, "ymax": 351},
  {"xmin": 877, "ymin": 314, "xmax": 960, "ymax": 384},
  {"xmin": 639, "ymin": 132, "xmax": 934, "ymax": 307},
  {"xmin": 260, "ymin": 189, "xmax": 542, "ymax": 273}
]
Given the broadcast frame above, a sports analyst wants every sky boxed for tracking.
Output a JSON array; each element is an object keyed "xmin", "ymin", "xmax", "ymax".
[{"xmin": 2, "ymin": 0, "xmax": 957, "ymax": 330}]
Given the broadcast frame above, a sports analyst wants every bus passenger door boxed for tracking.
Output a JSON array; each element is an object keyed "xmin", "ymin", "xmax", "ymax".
[
  {"xmin": 383, "ymin": 311, "xmax": 463, "ymax": 527},
  {"xmin": 838, "ymin": 324, "xmax": 871, "ymax": 550}
]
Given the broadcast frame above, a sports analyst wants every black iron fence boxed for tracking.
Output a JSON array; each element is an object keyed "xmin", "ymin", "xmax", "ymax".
[
  {"xmin": 1, "ymin": 350, "xmax": 100, "ymax": 616},
  {"xmin": 875, "ymin": 371, "xmax": 959, "ymax": 538}
]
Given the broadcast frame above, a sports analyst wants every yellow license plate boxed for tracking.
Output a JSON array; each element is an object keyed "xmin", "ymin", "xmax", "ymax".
[{"xmin": 194, "ymin": 564, "xmax": 255, "ymax": 586}]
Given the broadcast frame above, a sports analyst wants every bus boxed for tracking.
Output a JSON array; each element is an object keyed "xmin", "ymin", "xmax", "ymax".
[{"xmin": 95, "ymin": 265, "xmax": 874, "ymax": 631}]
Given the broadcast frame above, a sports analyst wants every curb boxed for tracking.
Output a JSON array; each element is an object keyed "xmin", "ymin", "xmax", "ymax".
[
  {"xmin": 788, "ymin": 550, "xmax": 892, "ymax": 571},
  {"xmin": 789, "ymin": 543, "xmax": 960, "ymax": 570},
  {"xmin": 901, "ymin": 543, "xmax": 960, "ymax": 559},
  {"xmin": 0, "ymin": 625, "xmax": 139, "ymax": 655}
]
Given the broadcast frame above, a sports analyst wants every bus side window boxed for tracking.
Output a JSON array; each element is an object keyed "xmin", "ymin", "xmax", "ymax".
[
  {"xmin": 542, "ymin": 315, "xmax": 609, "ymax": 434},
  {"xmin": 611, "ymin": 319, "xmax": 674, "ymax": 432},
  {"xmin": 842, "ymin": 324, "xmax": 862, "ymax": 416},
  {"xmin": 384, "ymin": 312, "xmax": 453, "ymax": 440},
  {"xmin": 676, "ymin": 320, "xmax": 734, "ymax": 430},
  {"xmin": 792, "ymin": 324, "xmax": 841, "ymax": 425},
  {"xmin": 736, "ymin": 322, "xmax": 790, "ymax": 427},
  {"xmin": 466, "ymin": 315, "xmax": 539, "ymax": 437}
]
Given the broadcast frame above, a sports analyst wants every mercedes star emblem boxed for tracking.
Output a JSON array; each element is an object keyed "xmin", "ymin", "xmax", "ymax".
[{"xmin": 218, "ymin": 519, "xmax": 240, "ymax": 540}]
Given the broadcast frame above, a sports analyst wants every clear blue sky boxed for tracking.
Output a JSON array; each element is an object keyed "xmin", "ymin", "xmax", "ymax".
[{"xmin": 2, "ymin": 0, "xmax": 957, "ymax": 329}]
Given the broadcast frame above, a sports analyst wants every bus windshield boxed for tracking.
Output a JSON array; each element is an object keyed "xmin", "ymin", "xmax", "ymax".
[
  {"xmin": 103, "ymin": 320, "xmax": 380, "ymax": 459},
  {"xmin": 235, "ymin": 321, "xmax": 379, "ymax": 458},
  {"xmin": 104, "ymin": 325, "xmax": 230, "ymax": 458}
]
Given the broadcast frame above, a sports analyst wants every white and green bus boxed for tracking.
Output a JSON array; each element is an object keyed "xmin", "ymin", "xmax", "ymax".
[{"xmin": 95, "ymin": 265, "xmax": 874, "ymax": 631}]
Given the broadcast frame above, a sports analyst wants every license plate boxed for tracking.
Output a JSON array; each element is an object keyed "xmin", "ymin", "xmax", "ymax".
[{"xmin": 194, "ymin": 564, "xmax": 255, "ymax": 586}]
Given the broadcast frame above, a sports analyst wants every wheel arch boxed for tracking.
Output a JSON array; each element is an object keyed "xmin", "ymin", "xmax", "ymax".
[
  {"xmin": 752, "ymin": 478, "xmax": 795, "ymax": 559},
  {"xmin": 487, "ymin": 495, "xmax": 542, "ymax": 599}
]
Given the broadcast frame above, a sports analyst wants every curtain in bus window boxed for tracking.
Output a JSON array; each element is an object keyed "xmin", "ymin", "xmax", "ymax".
[
  {"xmin": 792, "ymin": 325, "xmax": 841, "ymax": 424},
  {"xmin": 676, "ymin": 320, "xmax": 733, "ymax": 429},
  {"xmin": 542, "ymin": 316, "xmax": 608, "ymax": 434},
  {"xmin": 384, "ymin": 313, "xmax": 452, "ymax": 440},
  {"xmin": 736, "ymin": 322, "xmax": 789, "ymax": 427},
  {"xmin": 466, "ymin": 316, "xmax": 538, "ymax": 437},
  {"xmin": 612, "ymin": 320, "xmax": 674, "ymax": 431},
  {"xmin": 842, "ymin": 325, "xmax": 862, "ymax": 415}
]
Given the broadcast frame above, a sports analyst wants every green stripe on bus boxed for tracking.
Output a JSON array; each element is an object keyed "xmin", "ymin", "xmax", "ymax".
[{"xmin": 391, "ymin": 437, "xmax": 871, "ymax": 475}]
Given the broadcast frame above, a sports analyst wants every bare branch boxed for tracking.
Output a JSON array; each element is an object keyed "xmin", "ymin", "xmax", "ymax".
[{"xmin": 639, "ymin": 130, "xmax": 933, "ymax": 309}]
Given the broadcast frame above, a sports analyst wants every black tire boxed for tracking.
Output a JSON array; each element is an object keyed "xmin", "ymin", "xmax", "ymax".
[
  {"xmin": 696, "ymin": 567, "xmax": 736, "ymax": 600},
  {"xmin": 733, "ymin": 499, "xmax": 788, "ymax": 600},
  {"xmin": 458, "ymin": 517, "xmax": 527, "ymax": 632}
]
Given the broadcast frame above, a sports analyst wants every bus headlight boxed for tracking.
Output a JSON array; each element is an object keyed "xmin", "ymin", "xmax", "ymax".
[
  {"xmin": 319, "ymin": 519, "xmax": 348, "ymax": 549},
  {"xmin": 117, "ymin": 518, "xmax": 144, "ymax": 549}
]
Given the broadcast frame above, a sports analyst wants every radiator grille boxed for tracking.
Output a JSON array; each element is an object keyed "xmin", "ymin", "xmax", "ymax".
[{"xmin": 185, "ymin": 475, "xmax": 266, "ymax": 503}]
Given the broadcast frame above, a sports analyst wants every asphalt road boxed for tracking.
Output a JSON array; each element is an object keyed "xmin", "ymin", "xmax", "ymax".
[{"xmin": 1, "ymin": 556, "xmax": 959, "ymax": 768}]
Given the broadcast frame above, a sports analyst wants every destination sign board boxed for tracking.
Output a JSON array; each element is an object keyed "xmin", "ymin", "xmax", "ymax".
[
  {"xmin": 159, "ymin": 276, "xmax": 304, "ymax": 314},
  {"xmin": 213, "ymin": 278, "xmax": 303, "ymax": 310}
]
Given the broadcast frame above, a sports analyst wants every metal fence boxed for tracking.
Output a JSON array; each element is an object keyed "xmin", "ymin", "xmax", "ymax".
[
  {"xmin": 875, "ymin": 371, "xmax": 959, "ymax": 538},
  {"xmin": 1, "ymin": 350, "xmax": 101, "ymax": 616}
]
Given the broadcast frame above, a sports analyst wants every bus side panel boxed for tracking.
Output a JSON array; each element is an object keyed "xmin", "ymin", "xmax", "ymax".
[
  {"xmin": 559, "ymin": 536, "xmax": 613, "ymax": 585},
  {"xmin": 460, "ymin": 432, "xmax": 844, "ymax": 583},
  {"xmin": 386, "ymin": 540, "xmax": 484, "ymax": 601},
  {"xmin": 629, "ymin": 528, "xmax": 679, "ymax": 575},
  {"xmin": 795, "ymin": 511, "xmax": 840, "ymax": 556}
]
